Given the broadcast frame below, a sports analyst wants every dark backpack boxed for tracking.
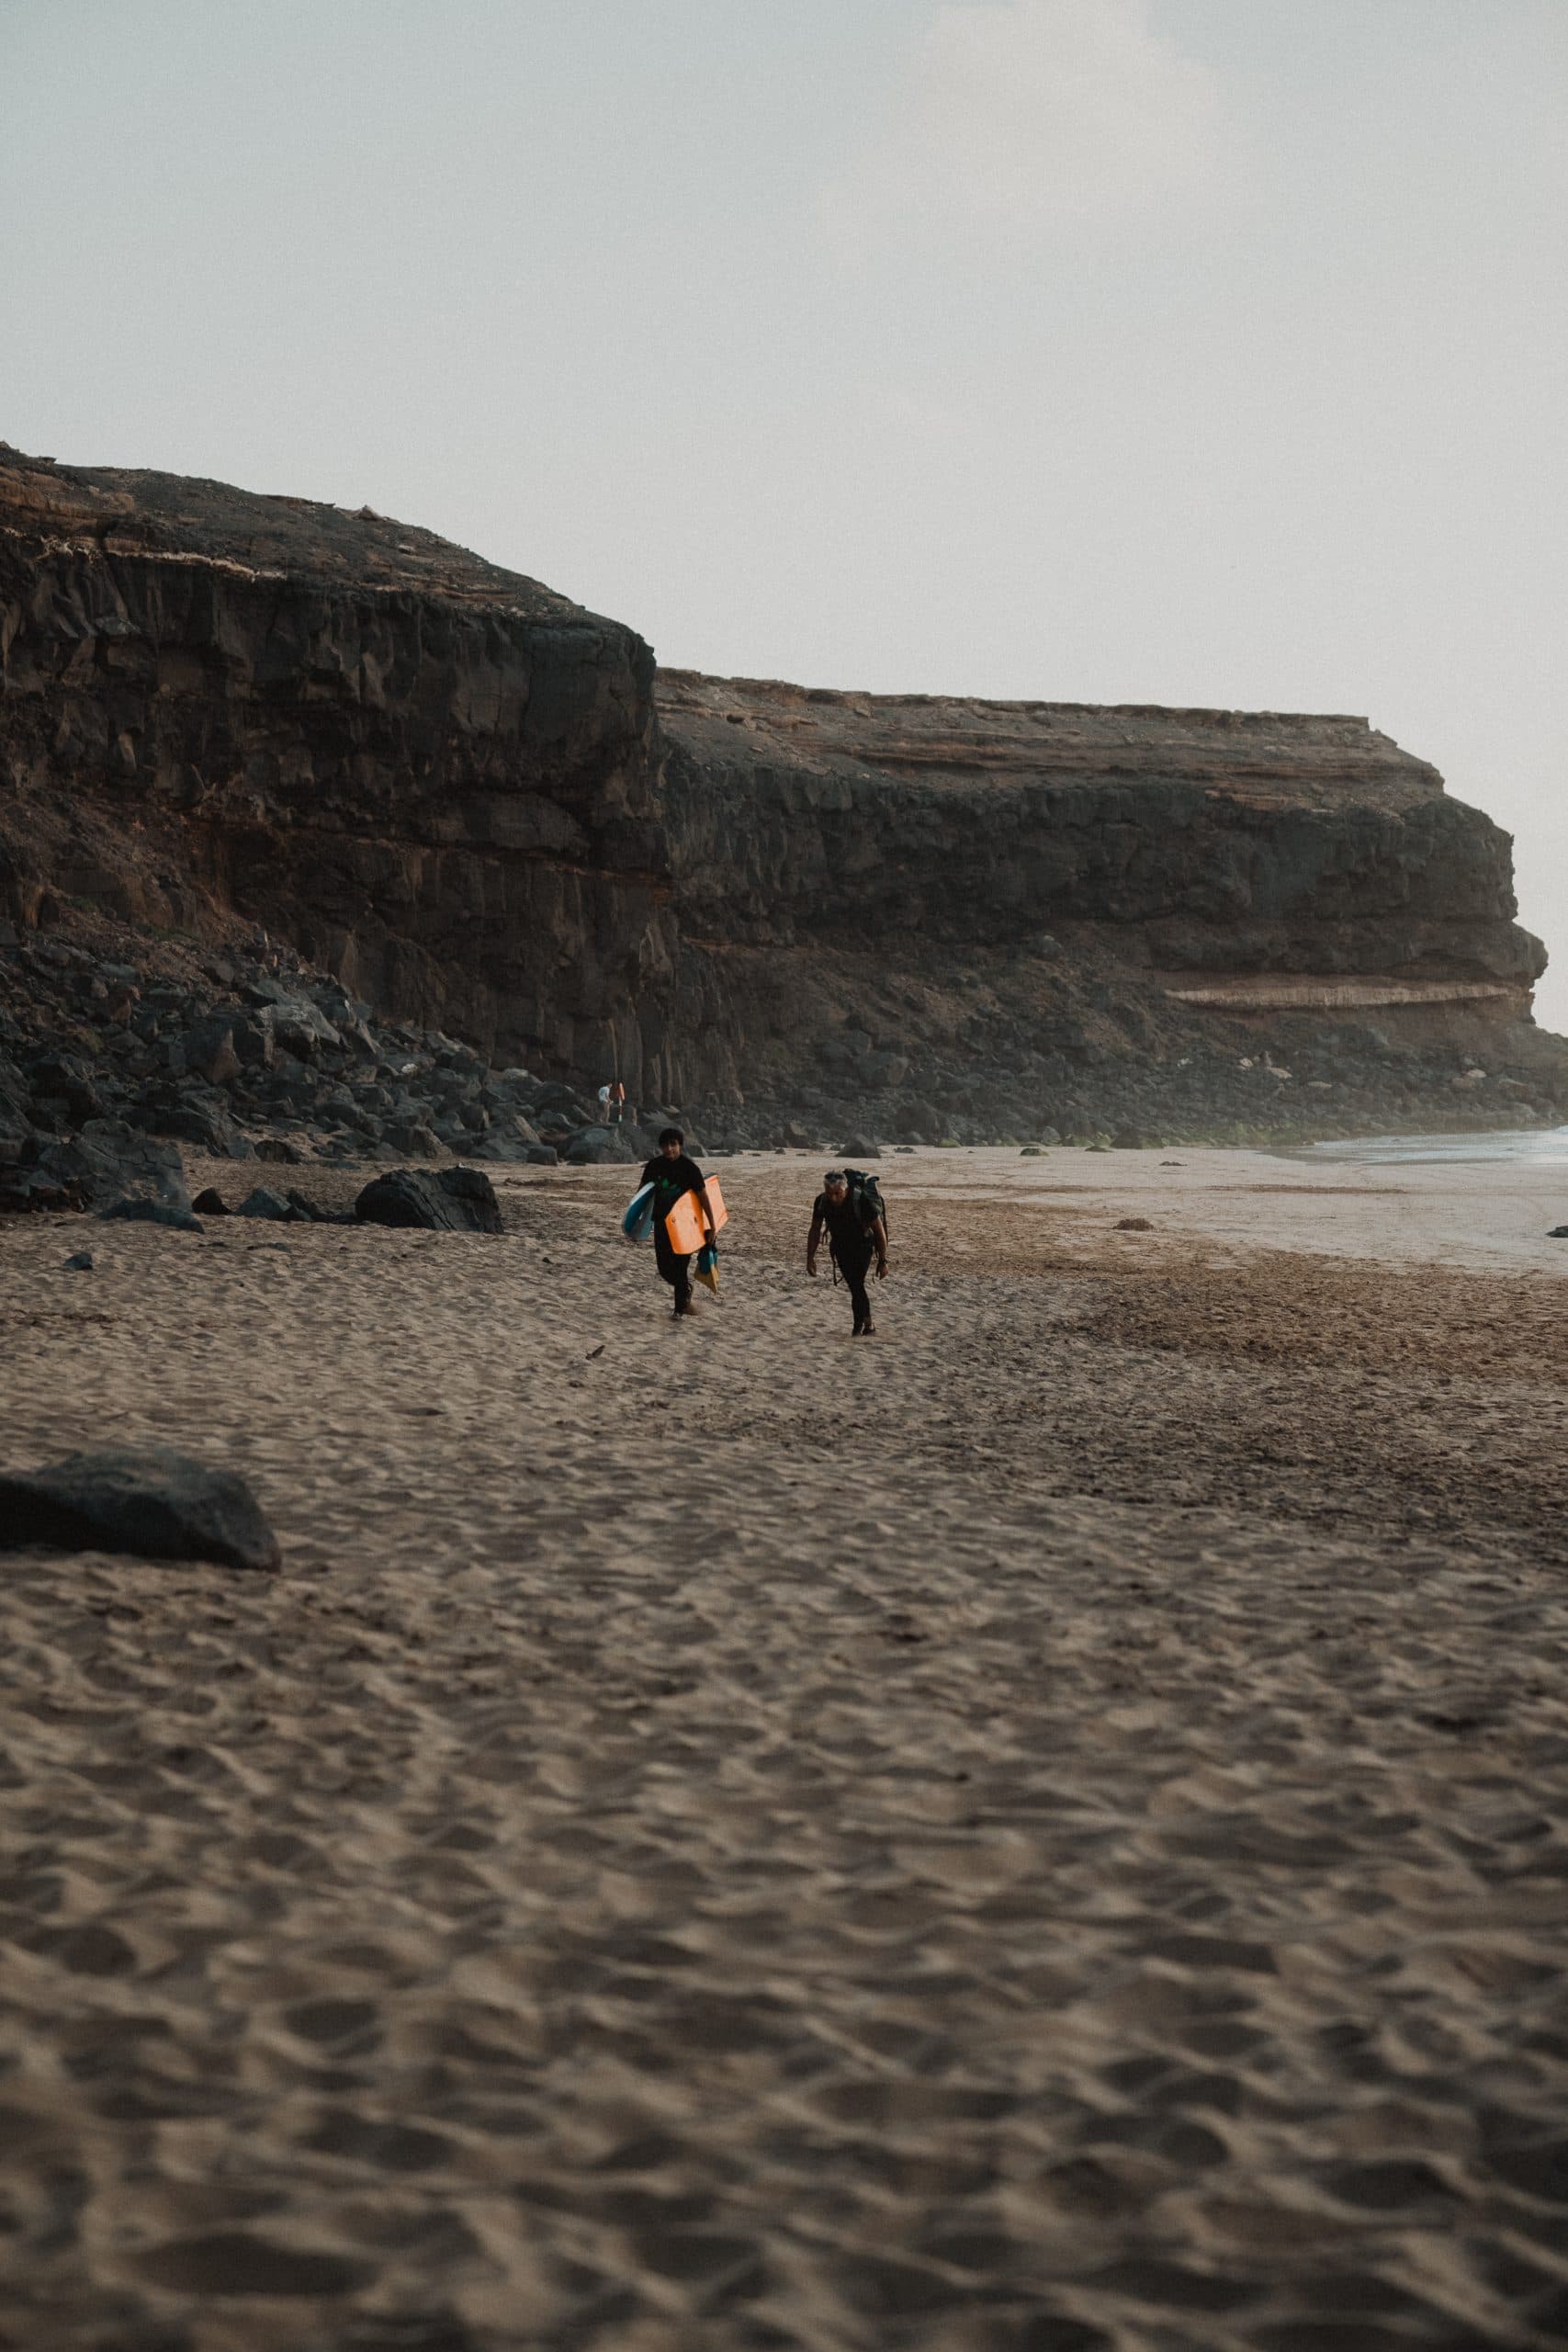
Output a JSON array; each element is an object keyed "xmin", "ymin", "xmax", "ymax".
[{"xmin": 841, "ymin": 1168, "xmax": 887, "ymax": 1237}]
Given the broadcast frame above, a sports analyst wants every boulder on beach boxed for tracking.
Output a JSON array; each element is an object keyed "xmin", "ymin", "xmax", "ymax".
[
  {"xmin": 0, "ymin": 1446, "xmax": 280, "ymax": 1571},
  {"xmin": 354, "ymin": 1166, "xmax": 502, "ymax": 1234},
  {"xmin": 235, "ymin": 1186, "xmax": 298, "ymax": 1222},
  {"xmin": 564, "ymin": 1124, "xmax": 638, "ymax": 1166}
]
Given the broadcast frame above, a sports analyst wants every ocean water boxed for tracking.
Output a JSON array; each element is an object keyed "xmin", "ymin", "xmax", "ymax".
[{"xmin": 1288, "ymin": 1125, "xmax": 1568, "ymax": 1168}]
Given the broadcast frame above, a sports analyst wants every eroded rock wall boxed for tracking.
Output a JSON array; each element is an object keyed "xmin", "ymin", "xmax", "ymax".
[
  {"xmin": 0, "ymin": 447, "xmax": 682, "ymax": 1095},
  {"xmin": 1, "ymin": 443, "xmax": 1557, "ymax": 1137},
  {"xmin": 657, "ymin": 672, "xmax": 1539, "ymax": 983},
  {"xmin": 649, "ymin": 670, "xmax": 1550, "ymax": 1118}
]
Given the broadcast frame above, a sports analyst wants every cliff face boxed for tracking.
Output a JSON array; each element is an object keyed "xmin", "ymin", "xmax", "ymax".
[
  {"xmin": 658, "ymin": 673, "xmax": 1536, "ymax": 978},
  {"xmin": 1, "ymin": 444, "xmax": 1554, "ymax": 1133},
  {"xmin": 654, "ymin": 672, "xmax": 1546, "ymax": 1106},
  {"xmin": 0, "ymin": 447, "xmax": 676, "ymax": 1091}
]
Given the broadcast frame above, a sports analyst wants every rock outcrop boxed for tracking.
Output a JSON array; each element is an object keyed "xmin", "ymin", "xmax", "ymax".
[
  {"xmin": 0, "ymin": 444, "xmax": 670, "ymax": 1088},
  {"xmin": 2, "ymin": 440, "xmax": 1561, "ymax": 1148},
  {"xmin": 654, "ymin": 673, "xmax": 1549, "ymax": 1109}
]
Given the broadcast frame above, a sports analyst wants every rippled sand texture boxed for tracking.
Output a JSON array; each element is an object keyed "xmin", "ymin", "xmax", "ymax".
[{"xmin": 2, "ymin": 1148, "xmax": 1567, "ymax": 2352}]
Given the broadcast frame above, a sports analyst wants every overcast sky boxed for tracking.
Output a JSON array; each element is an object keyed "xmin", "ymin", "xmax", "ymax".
[{"xmin": 6, "ymin": 0, "xmax": 1564, "ymax": 1024}]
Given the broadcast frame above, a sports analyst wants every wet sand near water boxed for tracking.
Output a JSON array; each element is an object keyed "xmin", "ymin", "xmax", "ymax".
[
  {"xmin": 876, "ymin": 1140, "xmax": 1568, "ymax": 1276},
  {"xmin": 1, "ymin": 1146, "xmax": 1566, "ymax": 2351}
]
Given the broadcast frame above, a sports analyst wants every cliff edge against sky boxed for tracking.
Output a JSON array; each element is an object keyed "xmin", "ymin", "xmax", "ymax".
[{"xmin": 1, "ymin": 443, "xmax": 1559, "ymax": 1144}]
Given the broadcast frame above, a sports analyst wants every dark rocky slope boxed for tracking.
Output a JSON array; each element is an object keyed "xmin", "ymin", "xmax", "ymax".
[{"xmin": 3, "ymin": 440, "xmax": 1562, "ymax": 1158}]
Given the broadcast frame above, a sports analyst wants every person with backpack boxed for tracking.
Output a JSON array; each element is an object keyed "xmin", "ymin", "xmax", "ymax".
[
  {"xmin": 639, "ymin": 1126, "xmax": 717, "ymax": 1318},
  {"xmin": 807, "ymin": 1169, "xmax": 888, "ymax": 1336}
]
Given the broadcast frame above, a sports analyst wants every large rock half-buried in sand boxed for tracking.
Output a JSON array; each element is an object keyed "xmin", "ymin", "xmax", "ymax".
[
  {"xmin": 0, "ymin": 1448, "xmax": 280, "ymax": 1571},
  {"xmin": 354, "ymin": 1167, "xmax": 502, "ymax": 1234}
]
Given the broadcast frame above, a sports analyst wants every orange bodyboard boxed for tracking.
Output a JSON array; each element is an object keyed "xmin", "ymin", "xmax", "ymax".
[{"xmin": 664, "ymin": 1176, "xmax": 728, "ymax": 1255}]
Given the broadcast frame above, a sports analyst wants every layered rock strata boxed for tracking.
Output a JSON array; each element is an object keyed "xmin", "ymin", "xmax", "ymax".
[
  {"xmin": 2, "ymin": 442, "xmax": 1559, "ymax": 1145},
  {"xmin": 0, "ymin": 446, "xmax": 671, "ymax": 1089}
]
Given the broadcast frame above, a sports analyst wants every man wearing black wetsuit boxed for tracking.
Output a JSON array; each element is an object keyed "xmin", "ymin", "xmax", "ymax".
[
  {"xmin": 639, "ymin": 1126, "xmax": 716, "ymax": 1318},
  {"xmin": 807, "ymin": 1170, "xmax": 888, "ymax": 1337}
]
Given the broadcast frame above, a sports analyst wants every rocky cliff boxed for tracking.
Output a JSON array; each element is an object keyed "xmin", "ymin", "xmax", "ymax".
[
  {"xmin": 3, "ymin": 442, "xmax": 1560, "ymax": 1147},
  {"xmin": 0, "ymin": 445, "xmax": 674, "ymax": 1088}
]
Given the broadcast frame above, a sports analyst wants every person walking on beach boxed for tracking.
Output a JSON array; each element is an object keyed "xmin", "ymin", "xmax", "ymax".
[
  {"xmin": 807, "ymin": 1169, "xmax": 888, "ymax": 1337},
  {"xmin": 640, "ymin": 1127, "xmax": 717, "ymax": 1318}
]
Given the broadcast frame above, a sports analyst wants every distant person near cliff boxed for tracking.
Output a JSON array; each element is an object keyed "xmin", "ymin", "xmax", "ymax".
[
  {"xmin": 807, "ymin": 1170, "xmax": 888, "ymax": 1337},
  {"xmin": 640, "ymin": 1128, "xmax": 717, "ymax": 1318}
]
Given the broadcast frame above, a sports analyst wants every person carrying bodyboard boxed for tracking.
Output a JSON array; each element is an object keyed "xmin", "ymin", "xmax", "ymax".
[
  {"xmin": 640, "ymin": 1126, "xmax": 718, "ymax": 1318},
  {"xmin": 807, "ymin": 1168, "xmax": 888, "ymax": 1336}
]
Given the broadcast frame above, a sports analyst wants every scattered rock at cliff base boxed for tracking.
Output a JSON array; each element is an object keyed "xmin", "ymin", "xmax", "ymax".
[
  {"xmin": 0, "ymin": 1448, "xmax": 280, "ymax": 1571},
  {"xmin": 354, "ymin": 1166, "xmax": 502, "ymax": 1235},
  {"xmin": 0, "ymin": 1125, "xmax": 190, "ymax": 1216},
  {"xmin": 473, "ymin": 1117, "xmax": 538, "ymax": 1163},
  {"xmin": 99, "ymin": 1196, "xmax": 204, "ymax": 1232},
  {"xmin": 564, "ymin": 1124, "xmax": 639, "ymax": 1166},
  {"xmin": 181, "ymin": 1012, "xmax": 244, "ymax": 1086},
  {"xmin": 1550, "ymin": 1225, "xmax": 1568, "ymax": 1238},
  {"xmin": 151, "ymin": 1102, "xmax": 255, "ymax": 1159},
  {"xmin": 245, "ymin": 993, "xmax": 343, "ymax": 1059},
  {"xmin": 235, "ymin": 1186, "xmax": 299, "ymax": 1223},
  {"xmin": 192, "ymin": 1188, "xmax": 231, "ymax": 1216},
  {"xmin": 23, "ymin": 1048, "xmax": 103, "ymax": 1123}
]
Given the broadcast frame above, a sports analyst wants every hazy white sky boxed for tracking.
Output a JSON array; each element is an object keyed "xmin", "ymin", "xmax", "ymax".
[{"xmin": 5, "ymin": 0, "xmax": 1564, "ymax": 1023}]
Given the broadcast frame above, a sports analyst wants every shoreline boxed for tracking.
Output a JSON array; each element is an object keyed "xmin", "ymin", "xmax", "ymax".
[{"xmin": 558, "ymin": 1137, "xmax": 1568, "ymax": 1279}]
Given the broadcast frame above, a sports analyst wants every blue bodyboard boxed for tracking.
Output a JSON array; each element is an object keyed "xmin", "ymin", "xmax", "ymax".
[{"xmin": 622, "ymin": 1182, "xmax": 655, "ymax": 1243}]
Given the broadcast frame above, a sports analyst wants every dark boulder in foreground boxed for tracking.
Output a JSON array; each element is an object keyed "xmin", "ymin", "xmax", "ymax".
[
  {"xmin": 0, "ymin": 1447, "xmax": 280, "ymax": 1571},
  {"xmin": 354, "ymin": 1166, "xmax": 502, "ymax": 1235}
]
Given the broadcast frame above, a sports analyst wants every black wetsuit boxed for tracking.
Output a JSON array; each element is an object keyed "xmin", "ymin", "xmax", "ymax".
[
  {"xmin": 816, "ymin": 1191, "xmax": 877, "ymax": 1331},
  {"xmin": 641, "ymin": 1153, "xmax": 708, "ymax": 1312}
]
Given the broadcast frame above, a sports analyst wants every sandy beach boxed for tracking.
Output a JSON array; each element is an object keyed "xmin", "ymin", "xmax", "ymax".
[{"xmin": 3, "ymin": 1142, "xmax": 1567, "ymax": 2352}]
